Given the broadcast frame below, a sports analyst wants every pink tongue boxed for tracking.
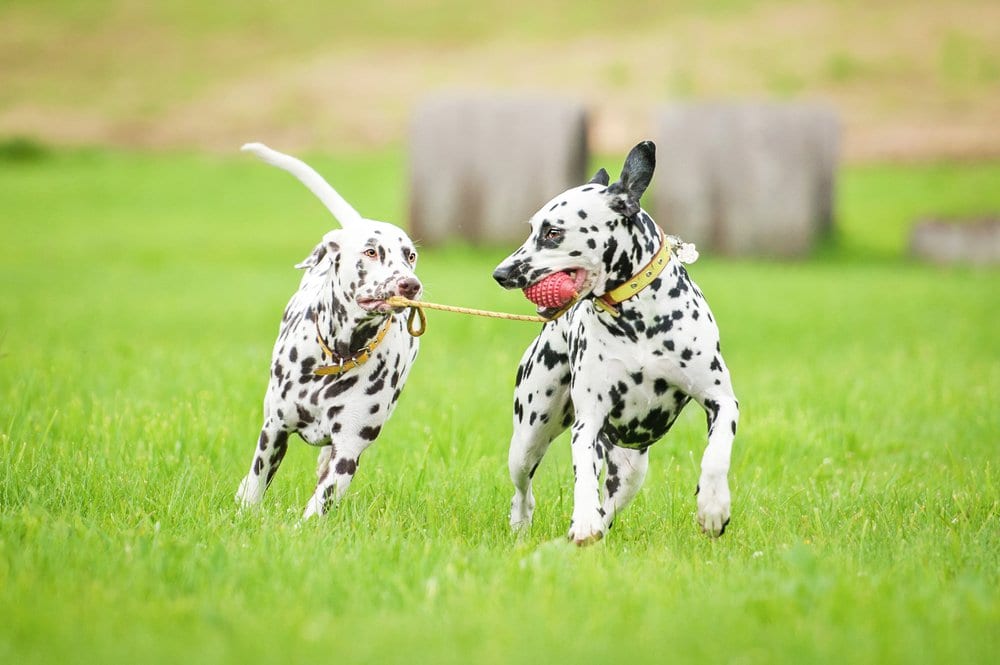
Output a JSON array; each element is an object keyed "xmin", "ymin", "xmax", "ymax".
[{"xmin": 523, "ymin": 272, "xmax": 578, "ymax": 309}]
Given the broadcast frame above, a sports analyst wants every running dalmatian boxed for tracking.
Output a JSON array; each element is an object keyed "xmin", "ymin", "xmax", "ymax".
[
  {"xmin": 492, "ymin": 141, "xmax": 739, "ymax": 544},
  {"xmin": 235, "ymin": 143, "xmax": 421, "ymax": 518}
]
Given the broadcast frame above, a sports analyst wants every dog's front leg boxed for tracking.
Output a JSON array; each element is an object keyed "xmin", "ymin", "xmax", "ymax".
[
  {"xmin": 695, "ymin": 393, "xmax": 739, "ymax": 537},
  {"xmin": 507, "ymin": 329, "xmax": 573, "ymax": 531},
  {"xmin": 235, "ymin": 418, "xmax": 290, "ymax": 506},
  {"xmin": 601, "ymin": 443, "xmax": 650, "ymax": 531},
  {"xmin": 303, "ymin": 441, "xmax": 366, "ymax": 519},
  {"xmin": 567, "ymin": 419, "xmax": 607, "ymax": 545}
]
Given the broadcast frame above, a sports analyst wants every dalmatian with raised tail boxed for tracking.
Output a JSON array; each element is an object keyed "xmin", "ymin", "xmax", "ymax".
[
  {"xmin": 235, "ymin": 143, "xmax": 421, "ymax": 518},
  {"xmin": 492, "ymin": 141, "xmax": 739, "ymax": 544}
]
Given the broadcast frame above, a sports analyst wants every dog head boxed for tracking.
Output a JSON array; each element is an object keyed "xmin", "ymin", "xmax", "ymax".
[
  {"xmin": 242, "ymin": 142, "xmax": 422, "ymax": 321},
  {"xmin": 296, "ymin": 221, "xmax": 421, "ymax": 318},
  {"xmin": 492, "ymin": 141, "xmax": 659, "ymax": 316}
]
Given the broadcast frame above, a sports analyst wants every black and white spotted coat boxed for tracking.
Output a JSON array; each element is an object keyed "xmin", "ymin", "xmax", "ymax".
[
  {"xmin": 492, "ymin": 141, "xmax": 739, "ymax": 543},
  {"xmin": 234, "ymin": 144, "xmax": 420, "ymax": 518}
]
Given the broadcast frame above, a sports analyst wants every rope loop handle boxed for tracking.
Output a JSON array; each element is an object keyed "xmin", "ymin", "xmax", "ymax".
[{"xmin": 406, "ymin": 303, "xmax": 427, "ymax": 337}]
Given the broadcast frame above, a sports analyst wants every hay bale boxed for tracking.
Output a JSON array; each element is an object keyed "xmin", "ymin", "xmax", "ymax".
[
  {"xmin": 409, "ymin": 95, "xmax": 588, "ymax": 245},
  {"xmin": 910, "ymin": 218, "xmax": 1000, "ymax": 265},
  {"xmin": 653, "ymin": 103, "xmax": 840, "ymax": 257}
]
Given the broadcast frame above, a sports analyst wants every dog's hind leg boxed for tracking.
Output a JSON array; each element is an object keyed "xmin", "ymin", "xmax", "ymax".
[
  {"xmin": 601, "ymin": 444, "xmax": 650, "ymax": 530},
  {"xmin": 316, "ymin": 445, "xmax": 333, "ymax": 480},
  {"xmin": 235, "ymin": 418, "xmax": 290, "ymax": 506},
  {"xmin": 694, "ymin": 390, "xmax": 738, "ymax": 537},
  {"xmin": 507, "ymin": 328, "xmax": 572, "ymax": 531}
]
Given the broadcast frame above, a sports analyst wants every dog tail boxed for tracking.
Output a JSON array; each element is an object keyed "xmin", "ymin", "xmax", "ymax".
[{"xmin": 241, "ymin": 142, "xmax": 364, "ymax": 229}]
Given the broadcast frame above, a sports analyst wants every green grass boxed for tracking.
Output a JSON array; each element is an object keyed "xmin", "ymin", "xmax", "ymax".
[{"xmin": 1, "ymin": 149, "xmax": 998, "ymax": 664}]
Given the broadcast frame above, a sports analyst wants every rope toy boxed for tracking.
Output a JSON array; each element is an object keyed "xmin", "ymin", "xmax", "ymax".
[{"xmin": 386, "ymin": 296, "xmax": 547, "ymax": 336}]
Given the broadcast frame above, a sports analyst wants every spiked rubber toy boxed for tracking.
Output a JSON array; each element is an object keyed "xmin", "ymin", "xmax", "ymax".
[{"xmin": 523, "ymin": 272, "xmax": 578, "ymax": 309}]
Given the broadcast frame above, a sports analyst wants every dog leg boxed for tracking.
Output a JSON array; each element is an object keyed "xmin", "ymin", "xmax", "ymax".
[
  {"xmin": 508, "ymin": 411, "xmax": 570, "ymax": 530},
  {"xmin": 303, "ymin": 443, "xmax": 364, "ymax": 519},
  {"xmin": 695, "ymin": 392, "xmax": 738, "ymax": 537},
  {"xmin": 566, "ymin": 419, "xmax": 607, "ymax": 545},
  {"xmin": 235, "ymin": 419, "xmax": 289, "ymax": 506},
  {"xmin": 316, "ymin": 445, "xmax": 334, "ymax": 480},
  {"xmin": 601, "ymin": 444, "xmax": 650, "ymax": 531},
  {"xmin": 507, "ymin": 331, "xmax": 572, "ymax": 530}
]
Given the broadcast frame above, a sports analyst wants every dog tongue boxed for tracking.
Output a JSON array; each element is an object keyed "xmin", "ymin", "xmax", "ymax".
[{"xmin": 523, "ymin": 272, "xmax": 578, "ymax": 309}]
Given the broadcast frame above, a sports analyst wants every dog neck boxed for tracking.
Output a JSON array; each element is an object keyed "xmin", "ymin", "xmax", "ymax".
[{"xmin": 595, "ymin": 211, "xmax": 662, "ymax": 298}]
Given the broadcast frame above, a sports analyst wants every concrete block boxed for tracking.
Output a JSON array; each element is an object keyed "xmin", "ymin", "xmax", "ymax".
[
  {"xmin": 409, "ymin": 95, "xmax": 588, "ymax": 245},
  {"xmin": 653, "ymin": 103, "xmax": 839, "ymax": 257},
  {"xmin": 910, "ymin": 218, "xmax": 1000, "ymax": 265}
]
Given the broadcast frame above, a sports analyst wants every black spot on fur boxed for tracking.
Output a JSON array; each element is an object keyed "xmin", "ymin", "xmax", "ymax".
[
  {"xmin": 324, "ymin": 375, "xmax": 359, "ymax": 399},
  {"xmin": 359, "ymin": 425, "xmax": 381, "ymax": 441},
  {"xmin": 606, "ymin": 475, "xmax": 620, "ymax": 497},
  {"xmin": 335, "ymin": 458, "xmax": 357, "ymax": 475},
  {"xmin": 537, "ymin": 342, "xmax": 565, "ymax": 371},
  {"xmin": 296, "ymin": 404, "xmax": 314, "ymax": 424}
]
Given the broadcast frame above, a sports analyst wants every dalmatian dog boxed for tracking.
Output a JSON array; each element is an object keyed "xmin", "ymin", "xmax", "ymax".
[
  {"xmin": 234, "ymin": 143, "xmax": 421, "ymax": 519},
  {"xmin": 492, "ymin": 141, "xmax": 738, "ymax": 544}
]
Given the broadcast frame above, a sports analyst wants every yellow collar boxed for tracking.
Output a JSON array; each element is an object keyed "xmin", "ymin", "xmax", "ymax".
[
  {"xmin": 593, "ymin": 227, "xmax": 671, "ymax": 317},
  {"xmin": 314, "ymin": 316, "xmax": 394, "ymax": 376}
]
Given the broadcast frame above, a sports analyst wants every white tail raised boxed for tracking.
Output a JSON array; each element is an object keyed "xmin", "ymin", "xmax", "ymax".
[{"xmin": 241, "ymin": 142, "xmax": 364, "ymax": 230}]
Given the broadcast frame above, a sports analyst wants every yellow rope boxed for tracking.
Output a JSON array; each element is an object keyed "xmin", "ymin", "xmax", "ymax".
[{"xmin": 386, "ymin": 295, "xmax": 547, "ymax": 336}]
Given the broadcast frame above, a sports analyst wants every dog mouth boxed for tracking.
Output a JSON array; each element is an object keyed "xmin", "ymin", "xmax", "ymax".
[
  {"xmin": 523, "ymin": 268, "xmax": 589, "ymax": 319},
  {"xmin": 357, "ymin": 296, "xmax": 408, "ymax": 313}
]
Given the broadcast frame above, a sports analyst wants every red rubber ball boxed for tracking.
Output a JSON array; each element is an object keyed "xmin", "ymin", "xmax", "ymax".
[{"xmin": 523, "ymin": 272, "xmax": 578, "ymax": 309}]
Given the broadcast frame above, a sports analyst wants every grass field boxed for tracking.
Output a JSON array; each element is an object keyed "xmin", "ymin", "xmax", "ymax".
[{"xmin": 1, "ymin": 148, "xmax": 998, "ymax": 664}]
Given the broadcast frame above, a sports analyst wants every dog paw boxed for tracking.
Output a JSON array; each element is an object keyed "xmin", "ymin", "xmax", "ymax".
[
  {"xmin": 696, "ymin": 474, "xmax": 731, "ymax": 538},
  {"xmin": 567, "ymin": 514, "xmax": 606, "ymax": 546},
  {"xmin": 510, "ymin": 492, "xmax": 535, "ymax": 531},
  {"xmin": 510, "ymin": 518, "xmax": 532, "ymax": 532},
  {"xmin": 234, "ymin": 476, "xmax": 262, "ymax": 506},
  {"xmin": 302, "ymin": 497, "xmax": 325, "ymax": 520}
]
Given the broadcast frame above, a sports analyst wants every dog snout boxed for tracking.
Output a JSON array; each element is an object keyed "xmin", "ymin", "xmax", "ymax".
[
  {"xmin": 397, "ymin": 277, "xmax": 421, "ymax": 299},
  {"xmin": 492, "ymin": 262, "xmax": 523, "ymax": 288}
]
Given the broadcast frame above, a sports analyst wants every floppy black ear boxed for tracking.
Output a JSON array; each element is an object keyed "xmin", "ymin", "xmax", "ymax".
[
  {"xmin": 608, "ymin": 141, "xmax": 656, "ymax": 218},
  {"xmin": 295, "ymin": 239, "xmax": 340, "ymax": 270},
  {"xmin": 588, "ymin": 168, "xmax": 610, "ymax": 186}
]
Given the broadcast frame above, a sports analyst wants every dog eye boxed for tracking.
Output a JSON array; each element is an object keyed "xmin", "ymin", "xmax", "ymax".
[
  {"xmin": 545, "ymin": 228, "xmax": 564, "ymax": 241},
  {"xmin": 407, "ymin": 252, "xmax": 417, "ymax": 264},
  {"xmin": 363, "ymin": 248, "xmax": 378, "ymax": 259}
]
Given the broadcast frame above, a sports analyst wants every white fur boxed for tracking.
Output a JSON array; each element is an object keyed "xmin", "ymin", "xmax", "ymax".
[{"xmin": 241, "ymin": 142, "xmax": 364, "ymax": 230}]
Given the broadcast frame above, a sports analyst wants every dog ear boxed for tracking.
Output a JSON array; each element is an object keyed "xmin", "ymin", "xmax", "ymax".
[
  {"xmin": 608, "ymin": 141, "xmax": 656, "ymax": 218},
  {"xmin": 295, "ymin": 236, "xmax": 341, "ymax": 270},
  {"xmin": 588, "ymin": 168, "xmax": 610, "ymax": 186}
]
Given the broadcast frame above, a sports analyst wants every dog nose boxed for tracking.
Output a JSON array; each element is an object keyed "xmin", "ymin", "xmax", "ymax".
[
  {"xmin": 492, "ymin": 264, "xmax": 513, "ymax": 285},
  {"xmin": 397, "ymin": 277, "xmax": 421, "ymax": 299}
]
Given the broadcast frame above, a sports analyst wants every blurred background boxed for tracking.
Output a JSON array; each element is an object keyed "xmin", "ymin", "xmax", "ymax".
[{"xmin": 2, "ymin": 0, "xmax": 998, "ymax": 160}]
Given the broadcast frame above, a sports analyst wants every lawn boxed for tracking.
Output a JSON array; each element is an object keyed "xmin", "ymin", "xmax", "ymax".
[{"xmin": 1, "ymin": 148, "xmax": 998, "ymax": 664}]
